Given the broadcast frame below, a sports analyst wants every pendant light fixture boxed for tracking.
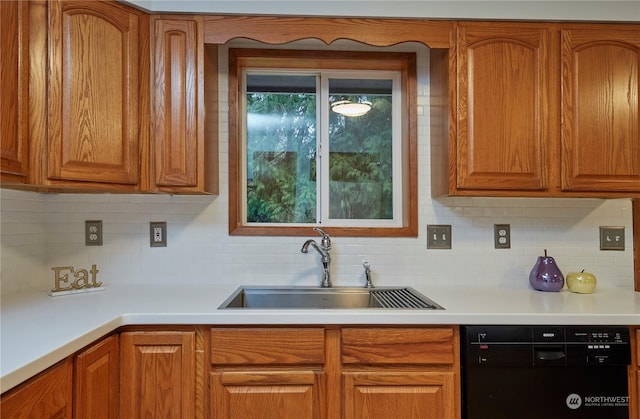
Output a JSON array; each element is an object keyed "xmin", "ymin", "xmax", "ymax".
[{"xmin": 331, "ymin": 100, "xmax": 372, "ymax": 117}]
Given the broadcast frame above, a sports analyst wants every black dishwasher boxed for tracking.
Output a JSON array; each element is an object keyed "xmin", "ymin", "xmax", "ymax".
[{"xmin": 461, "ymin": 325, "xmax": 631, "ymax": 419}]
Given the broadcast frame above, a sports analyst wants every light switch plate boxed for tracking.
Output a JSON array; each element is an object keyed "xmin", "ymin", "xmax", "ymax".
[
  {"xmin": 427, "ymin": 224, "xmax": 452, "ymax": 249},
  {"xmin": 599, "ymin": 226, "xmax": 624, "ymax": 251}
]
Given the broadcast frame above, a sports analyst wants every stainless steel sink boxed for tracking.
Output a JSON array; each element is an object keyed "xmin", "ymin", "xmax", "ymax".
[{"xmin": 218, "ymin": 286, "xmax": 444, "ymax": 310}]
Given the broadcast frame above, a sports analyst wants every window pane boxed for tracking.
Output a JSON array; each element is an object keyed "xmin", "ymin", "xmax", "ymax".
[
  {"xmin": 246, "ymin": 75, "xmax": 317, "ymax": 223},
  {"xmin": 328, "ymin": 78, "xmax": 393, "ymax": 220}
]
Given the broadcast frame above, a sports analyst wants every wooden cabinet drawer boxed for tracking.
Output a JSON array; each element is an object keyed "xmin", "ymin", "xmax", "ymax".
[
  {"xmin": 342, "ymin": 327, "xmax": 456, "ymax": 365},
  {"xmin": 636, "ymin": 330, "xmax": 640, "ymax": 362},
  {"xmin": 211, "ymin": 328, "xmax": 325, "ymax": 365}
]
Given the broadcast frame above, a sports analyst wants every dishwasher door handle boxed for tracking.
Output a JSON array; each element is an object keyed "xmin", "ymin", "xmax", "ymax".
[{"xmin": 535, "ymin": 348, "xmax": 566, "ymax": 362}]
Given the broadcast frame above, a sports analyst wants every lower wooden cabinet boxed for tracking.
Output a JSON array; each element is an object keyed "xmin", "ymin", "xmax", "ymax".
[
  {"xmin": 632, "ymin": 327, "xmax": 640, "ymax": 419},
  {"xmin": 74, "ymin": 334, "xmax": 119, "ymax": 419},
  {"xmin": 210, "ymin": 326, "xmax": 460, "ymax": 419},
  {"xmin": 211, "ymin": 370, "xmax": 325, "ymax": 419},
  {"xmin": 0, "ymin": 359, "xmax": 73, "ymax": 419},
  {"xmin": 120, "ymin": 330, "xmax": 196, "ymax": 419},
  {"xmin": 0, "ymin": 335, "xmax": 119, "ymax": 419},
  {"xmin": 210, "ymin": 327, "xmax": 327, "ymax": 419},
  {"xmin": 341, "ymin": 327, "xmax": 459, "ymax": 419},
  {"xmin": 343, "ymin": 371, "xmax": 456, "ymax": 419}
]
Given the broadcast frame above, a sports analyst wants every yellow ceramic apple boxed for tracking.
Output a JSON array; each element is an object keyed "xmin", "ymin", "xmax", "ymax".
[{"xmin": 566, "ymin": 270, "xmax": 597, "ymax": 294}]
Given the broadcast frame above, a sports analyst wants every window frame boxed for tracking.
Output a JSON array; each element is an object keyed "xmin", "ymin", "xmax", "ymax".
[{"xmin": 229, "ymin": 48, "xmax": 418, "ymax": 237}]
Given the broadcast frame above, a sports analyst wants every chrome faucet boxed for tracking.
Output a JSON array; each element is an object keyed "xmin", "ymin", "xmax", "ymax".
[{"xmin": 301, "ymin": 227, "xmax": 332, "ymax": 288}]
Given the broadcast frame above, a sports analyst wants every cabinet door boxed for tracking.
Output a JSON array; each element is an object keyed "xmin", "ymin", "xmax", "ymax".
[
  {"xmin": 633, "ymin": 369, "xmax": 640, "ymax": 419},
  {"xmin": 343, "ymin": 371, "xmax": 456, "ymax": 419},
  {"xmin": 74, "ymin": 334, "xmax": 119, "ymax": 419},
  {"xmin": 48, "ymin": 0, "xmax": 142, "ymax": 186},
  {"xmin": 632, "ymin": 328, "xmax": 640, "ymax": 419},
  {"xmin": 151, "ymin": 17, "xmax": 203, "ymax": 191},
  {"xmin": 561, "ymin": 27, "xmax": 640, "ymax": 192},
  {"xmin": 0, "ymin": 359, "xmax": 73, "ymax": 419},
  {"xmin": 120, "ymin": 331, "xmax": 195, "ymax": 419},
  {"xmin": 456, "ymin": 24, "xmax": 550, "ymax": 191},
  {"xmin": 211, "ymin": 370, "xmax": 325, "ymax": 419},
  {"xmin": 0, "ymin": 0, "xmax": 29, "ymax": 183}
]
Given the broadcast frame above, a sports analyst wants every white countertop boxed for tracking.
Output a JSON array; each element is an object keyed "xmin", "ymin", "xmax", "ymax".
[{"xmin": 2, "ymin": 283, "xmax": 639, "ymax": 393}]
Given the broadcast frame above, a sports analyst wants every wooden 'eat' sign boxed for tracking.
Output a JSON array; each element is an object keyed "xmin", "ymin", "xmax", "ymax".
[{"xmin": 50, "ymin": 264, "xmax": 104, "ymax": 296}]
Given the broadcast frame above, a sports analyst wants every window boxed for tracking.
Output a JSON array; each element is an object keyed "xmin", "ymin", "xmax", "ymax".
[{"xmin": 229, "ymin": 49, "xmax": 417, "ymax": 237}]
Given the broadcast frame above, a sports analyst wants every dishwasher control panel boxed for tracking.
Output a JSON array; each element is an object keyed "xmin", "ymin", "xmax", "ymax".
[{"xmin": 464, "ymin": 325, "xmax": 631, "ymax": 367}]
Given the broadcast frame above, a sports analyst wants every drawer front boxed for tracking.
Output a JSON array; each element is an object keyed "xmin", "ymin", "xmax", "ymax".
[
  {"xmin": 211, "ymin": 328, "xmax": 325, "ymax": 365},
  {"xmin": 342, "ymin": 327, "xmax": 456, "ymax": 365},
  {"xmin": 636, "ymin": 329, "xmax": 640, "ymax": 363}
]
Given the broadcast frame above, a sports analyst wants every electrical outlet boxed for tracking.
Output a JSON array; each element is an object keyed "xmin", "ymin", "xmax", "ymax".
[
  {"xmin": 494, "ymin": 224, "xmax": 511, "ymax": 249},
  {"xmin": 427, "ymin": 224, "xmax": 452, "ymax": 249},
  {"xmin": 150, "ymin": 222, "xmax": 167, "ymax": 247},
  {"xmin": 599, "ymin": 226, "xmax": 624, "ymax": 251},
  {"xmin": 85, "ymin": 220, "xmax": 103, "ymax": 246}
]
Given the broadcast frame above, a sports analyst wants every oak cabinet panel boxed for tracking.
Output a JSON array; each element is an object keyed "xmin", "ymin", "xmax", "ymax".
[
  {"xmin": 210, "ymin": 326, "xmax": 459, "ymax": 419},
  {"xmin": 632, "ymin": 329, "xmax": 639, "ymax": 419},
  {"xmin": 120, "ymin": 330, "xmax": 196, "ymax": 419},
  {"xmin": 443, "ymin": 22, "xmax": 640, "ymax": 197},
  {"xmin": 151, "ymin": 16, "xmax": 217, "ymax": 194},
  {"xmin": 152, "ymin": 17, "xmax": 199, "ymax": 190},
  {"xmin": 210, "ymin": 327, "xmax": 327, "ymax": 419},
  {"xmin": 0, "ymin": 359, "xmax": 73, "ymax": 419},
  {"xmin": 342, "ymin": 327, "xmax": 456, "ymax": 365},
  {"xmin": 211, "ymin": 370, "xmax": 325, "ymax": 419},
  {"xmin": 0, "ymin": 0, "xmax": 29, "ymax": 184},
  {"xmin": 211, "ymin": 327, "xmax": 325, "ymax": 365},
  {"xmin": 341, "ymin": 327, "xmax": 459, "ymax": 419},
  {"xmin": 561, "ymin": 28, "xmax": 640, "ymax": 192},
  {"xmin": 343, "ymin": 371, "xmax": 456, "ymax": 419},
  {"xmin": 455, "ymin": 23, "xmax": 550, "ymax": 192},
  {"xmin": 47, "ymin": 0, "xmax": 145, "ymax": 187},
  {"xmin": 74, "ymin": 334, "xmax": 119, "ymax": 419}
]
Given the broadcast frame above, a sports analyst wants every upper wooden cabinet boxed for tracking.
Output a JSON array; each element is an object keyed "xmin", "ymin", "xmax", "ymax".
[
  {"xmin": 455, "ymin": 23, "xmax": 551, "ymax": 192},
  {"xmin": 439, "ymin": 22, "xmax": 640, "ymax": 197},
  {"xmin": 2, "ymin": 2, "xmax": 219, "ymax": 194},
  {"xmin": 45, "ymin": 0, "xmax": 148, "ymax": 189},
  {"xmin": 561, "ymin": 27, "xmax": 640, "ymax": 193},
  {"xmin": 150, "ymin": 16, "xmax": 217, "ymax": 194},
  {"xmin": 0, "ymin": 0, "xmax": 29, "ymax": 184}
]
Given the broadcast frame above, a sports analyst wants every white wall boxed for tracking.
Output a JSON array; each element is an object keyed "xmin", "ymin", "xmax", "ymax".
[
  {"xmin": 0, "ymin": 42, "xmax": 634, "ymax": 296},
  {"xmin": 122, "ymin": 1, "xmax": 640, "ymax": 22}
]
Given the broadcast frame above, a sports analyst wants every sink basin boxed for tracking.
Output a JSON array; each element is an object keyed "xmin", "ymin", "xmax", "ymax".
[{"xmin": 218, "ymin": 286, "xmax": 444, "ymax": 310}]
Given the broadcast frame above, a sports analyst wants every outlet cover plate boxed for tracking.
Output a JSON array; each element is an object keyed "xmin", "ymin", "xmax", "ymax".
[
  {"xmin": 427, "ymin": 224, "xmax": 452, "ymax": 249},
  {"xmin": 599, "ymin": 226, "xmax": 624, "ymax": 251},
  {"xmin": 150, "ymin": 222, "xmax": 167, "ymax": 247},
  {"xmin": 85, "ymin": 220, "xmax": 103, "ymax": 246},
  {"xmin": 494, "ymin": 224, "xmax": 511, "ymax": 249}
]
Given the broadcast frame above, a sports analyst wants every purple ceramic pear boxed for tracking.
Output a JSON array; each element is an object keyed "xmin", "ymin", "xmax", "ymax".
[{"xmin": 529, "ymin": 249, "xmax": 564, "ymax": 292}]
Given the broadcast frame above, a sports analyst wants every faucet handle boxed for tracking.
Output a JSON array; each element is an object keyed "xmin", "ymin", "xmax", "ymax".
[
  {"xmin": 313, "ymin": 227, "xmax": 329, "ymax": 238},
  {"xmin": 313, "ymin": 228, "xmax": 331, "ymax": 250}
]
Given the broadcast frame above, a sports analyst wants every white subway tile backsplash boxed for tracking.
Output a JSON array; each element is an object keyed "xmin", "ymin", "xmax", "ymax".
[{"xmin": 2, "ymin": 43, "xmax": 635, "ymax": 295}]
